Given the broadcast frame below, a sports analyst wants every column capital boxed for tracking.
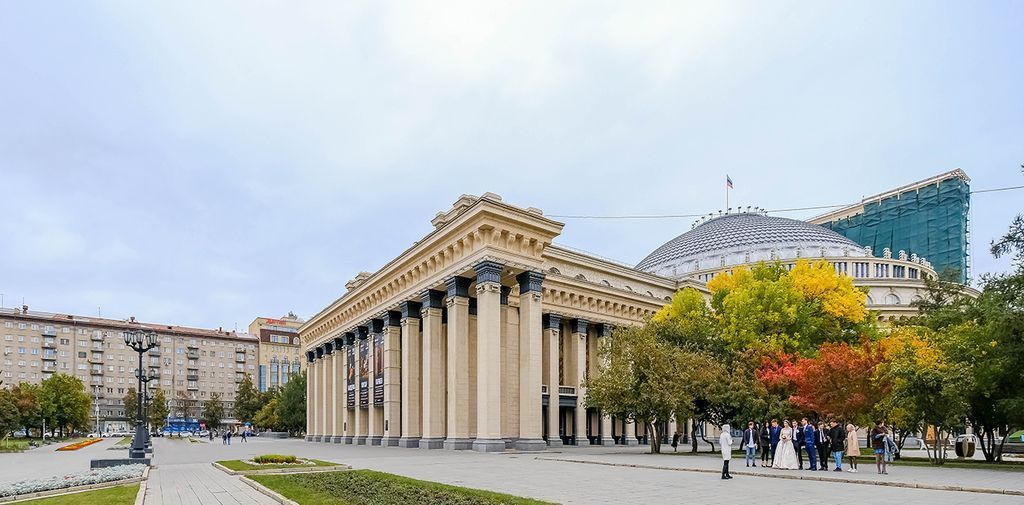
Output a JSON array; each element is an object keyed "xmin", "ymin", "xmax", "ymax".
[
  {"xmin": 420, "ymin": 289, "xmax": 445, "ymax": 310},
  {"xmin": 333, "ymin": 336, "xmax": 345, "ymax": 349},
  {"xmin": 306, "ymin": 350, "xmax": 316, "ymax": 363},
  {"xmin": 315, "ymin": 346, "xmax": 325, "ymax": 359},
  {"xmin": 516, "ymin": 271, "xmax": 545, "ymax": 294},
  {"xmin": 384, "ymin": 310, "xmax": 402, "ymax": 327},
  {"xmin": 357, "ymin": 326, "xmax": 369, "ymax": 340},
  {"xmin": 445, "ymin": 276, "xmax": 471, "ymax": 299},
  {"xmin": 571, "ymin": 318, "xmax": 589, "ymax": 335},
  {"xmin": 597, "ymin": 323, "xmax": 614, "ymax": 338},
  {"xmin": 500, "ymin": 286, "xmax": 511, "ymax": 305},
  {"xmin": 325, "ymin": 341, "xmax": 335, "ymax": 354},
  {"xmin": 368, "ymin": 318, "xmax": 384, "ymax": 334},
  {"xmin": 542, "ymin": 313, "xmax": 561, "ymax": 330},
  {"xmin": 474, "ymin": 260, "xmax": 503, "ymax": 285},
  {"xmin": 400, "ymin": 300, "xmax": 422, "ymax": 319},
  {"xmin": 345, "ymin": 332, "xmax": 356, "ymax": 346}
]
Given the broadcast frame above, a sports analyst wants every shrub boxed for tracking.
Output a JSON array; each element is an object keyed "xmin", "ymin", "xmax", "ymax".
[
  {"xmin": 252, "ymin": 454, "xmax": 298, "ymax": 464},
  {"xmin": 0, "ymin": 464, "xmax": 146, "ymax": 498}
]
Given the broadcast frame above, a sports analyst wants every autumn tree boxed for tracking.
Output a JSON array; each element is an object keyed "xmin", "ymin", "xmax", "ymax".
[
  {"xmin": 11, "ymin": 383, "xmax": 41, "ymax": 437},
  {"xmin": 233, "ymin": 374, "xmax": 261, "ymax": 424},
  {"xmin": 149, "ymin": 389, "xmax": 169, "ymax": 432},
  {"xmin": 123, "ymin": 388, "xmax": 138, "ymax": 428},
  {"xmin": 0, "ymin": 389, "xmax": 18, "ymax": 437},
  {"xmin": 201, "ymin": 392, "xmax": 225, "ymax": 430}
]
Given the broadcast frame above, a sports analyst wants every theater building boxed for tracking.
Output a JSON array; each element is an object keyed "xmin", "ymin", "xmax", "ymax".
[{"xmin": 301, "ymin": 189, "xmax": 958, "ymax": 451}]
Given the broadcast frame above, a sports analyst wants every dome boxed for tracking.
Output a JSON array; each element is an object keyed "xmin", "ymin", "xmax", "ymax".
[{"xmin": 636, "ymin": 212, "xmax": 867, "ymax": 279}]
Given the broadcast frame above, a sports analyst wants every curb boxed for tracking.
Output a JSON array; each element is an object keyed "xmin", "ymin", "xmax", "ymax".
[
  {"xmin": 536, "ymin": 457, "xmax": 1024, "ymax": 497},
  {"xmin": 240, "ymin": 476, "xmax": 300, "ymax": 505},
  {"xmin": 134, "ymin": 466, "xmax": 150, "ymax": 505}
]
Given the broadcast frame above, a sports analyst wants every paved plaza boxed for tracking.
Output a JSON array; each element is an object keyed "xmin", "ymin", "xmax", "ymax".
[{"xmin": 2, "ymin": 437, "xmax": 1022, "ymax": 504}]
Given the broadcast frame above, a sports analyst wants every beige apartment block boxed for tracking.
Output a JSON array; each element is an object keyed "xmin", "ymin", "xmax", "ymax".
[
  {"xmin": 300, "ymin": 192, "xmax": 967, "ymax": 452},
  {"xmin": 0, "ymin": 307, "xmax": 258, "ymax": 432},
  {"xmin": 249, "ymin": 313, "xmax": 305, "ymax": 393}
]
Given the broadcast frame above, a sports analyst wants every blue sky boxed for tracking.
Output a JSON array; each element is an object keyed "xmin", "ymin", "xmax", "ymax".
[{"xmin": 1, "ymin": 1, "xmax": 1021, "ymax": 329}]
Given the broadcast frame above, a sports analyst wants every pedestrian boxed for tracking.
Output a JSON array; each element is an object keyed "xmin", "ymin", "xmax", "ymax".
[
  {"xmin": 816, "ymin": 421, "xmax": 830, "ymax": 470},
  {"xmin": 828, "ymin": 421, "xmax": 845, "ymax": 472},
  {"xmin": 758, "ymin": 421, "xmax": 771, "ymax": 466},
  {"xmin": 742, "ymin": 421, "xmax": 759, "ymax": 467},
  {"xmin": 671, "ymin": 430, "xmax": 681, "ymax": 452},
  {"xmin": 870, "ymin": 420, "xmax": 888, "ymax": 475},
  {"xmin": 845, "ymin": 424, "xmax": 860, "ymax": 473},
  {"xmin": 801, "ymin": 418, "xmax": 818, "ymax": 471},
  {"xmin": 719, "ymin": 424, "xmax": 733, "ymax": 480},
  {"xmin": 227, "ymin": 430, "xmax": 232, "ymax": 445},
  {"xmin": 768, "ymin": 419, "xmax": 781, "ymax": 467},
  {"xmin": 221, "ymin": 431, "xmax": 227, "ymax": 445},
  {"xmin": 241, "ymin": 429, "xmax": 247, "ymax": 443},
  {"xmin": 209, "ymin": 430, "xmax": 213, "ymax": 441}
]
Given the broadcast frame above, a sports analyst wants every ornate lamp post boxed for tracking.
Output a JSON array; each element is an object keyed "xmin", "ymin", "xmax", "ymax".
[
  {"xmin": 123, "ymin": 329, "xmax": 158, "ymax": 459},
  {"xmin": 139, "ymin": 367, "xmax": 158, "ymax": 452}
]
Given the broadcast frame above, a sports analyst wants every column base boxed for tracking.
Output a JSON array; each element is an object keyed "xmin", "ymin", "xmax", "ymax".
[
  {"xmin": 382, "ymin": 437, "xmax": 400, "ymax": 447},
  {"xmin": 330, "ymin": 436, "xmax": 344, "ymax": 443},
  {"xmin": 443, "ymin": 438, "xmax": 473, "ymax": 450},
  {"xmin": 305, "ymin": 435, "xmax": 313, "ymax": 442},
  {"xmin": 369, "ymin": 436, "xmax": 383, "ymax": 446},
  {"xmin": 472, "ymin": 438, "xmax": 506, "ymax": 453},
  {"xmin": 624, "ymin": 438, "xmax": 639, "ymax": 446},
  {"xmin": 598, "ymin": 437, "xmax": 615, "ymax": 446},
  {"xmin": 547, "ymin": 438, "xmax": 563, "ymax": 448},
  {"xmin": 397, "ymin": 437, "xmax": 421, "ymax": 448},
  {"xmin": 355, "ymin": 436, "xmax": 368, "ymax": 445},
  {"xmin": 503, "ymin": 438, "xmax": 515, "ymax": 450},
  {"xmin": 312, "ymin": 435, "xmax": 322, "ymax": 442},
  {"xmin": 419, "ymin": 437, "xmax": 445, "ymax": 449},
  {"xmin": 343, "ymin": 436, "xmax": 354, "ymax": 444},
  {"xmin": 577, "ymin": 438, "xmax": 595, "ymax": 446},
  {"xmin": 514, "ymin": 438, "xmax": 548, "ymax": 452}
]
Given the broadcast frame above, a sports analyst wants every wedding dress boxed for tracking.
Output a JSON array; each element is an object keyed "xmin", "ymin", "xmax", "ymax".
[{"xmin": 773, "ymin": 427, "xmax": 799, "ymax": 469}]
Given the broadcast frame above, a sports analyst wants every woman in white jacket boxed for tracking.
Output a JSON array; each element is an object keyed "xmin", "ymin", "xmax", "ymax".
[{"xmin": 720, "ymin": 424, "xmax": 733, "ymax": 479}]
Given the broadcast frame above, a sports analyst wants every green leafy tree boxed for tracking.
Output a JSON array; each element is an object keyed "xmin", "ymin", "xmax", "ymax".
[
  {"xmin": 233, "ymin": 374, "xmax": 261, "ymax": 424},
  {"xmin": 39, "ymin": 373, "xmax": 91, "ymax": 436},
  {"xmin": 122, "ymin": 388, "xmax": 138, "ymax": 428},
  {"xmin": 11, "ymin": 383, "xmax": 41, "ymax": 437},
  {"xmin": 0, "ymin": 389, "xmax": 19, "ymax": 437},
  {"xmin": 254, "ymin": 398, "xmax": 281, "ymax": 431},
  {"xmin": 276, "ymin": 371, "xmax": 306, "ymax": 436},
  {"xmin": 149, "ymin": 389, "xmax": 170, "ymax": 432},
  {"xmin": 201, "ymin": 392, "xmax": 225, "ymax": 430}
]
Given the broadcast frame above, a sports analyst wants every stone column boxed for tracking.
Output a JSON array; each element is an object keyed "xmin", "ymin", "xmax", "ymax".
[
  {"xmin": 515, "ymin": 271, "xmax": 546, "ymax": 451},
  {"xmin": 420, "ymin": 289, "xmax": 446, "ymax": 449},
  {"xmin": 343, "ymin": 332, "xmax": 356, "ymax": 444},
  {"xmin": 668, "ymin": 416, "xmax": 678, "ymax": 446},
  {"xmin": 624, "ymin": 419, "xmax": 638, "ymax": 446},
  {"xmin": 500, "ymin": 286, "xmax": 519, "ymax": 447},
  {"xmin": 305, "ymin": 350, "xmax": 315, "ymax": 441},
  {"xmin": 444, "ymin": 276, "xmax": 472, "ymax": 450},
  {"xmin": 398, "ymin": 301, "xmax": 422, "ymax": 448},
  {"xmin": 471, "ymin": 261, "xmax": 504, "ymax": 452},
  {"xmin": 323, "ymin": 341, "xmax": 335, "ymax": 442},
  {"xmin": 382, "ymin": 311, "xmax": 402, "ymax": 447},
  {"xmin": 333, "ymin": 336, "xmax": 345, "ymax": 443},
  {"xmin": 571, "ymin": 318, "xmax": 589, "ymax": 445},
  {"xmin": 368, "ymin": 318, "xmax": 384, "ymax": 446},
  {"xmin": 313, "ymin": 346, "xmax": 324, "ymax": 441},
  {"xmin": 355, "ymin": 325, "xmax": 369, "ymax": 445},
  {"xmin": 543, "ymin": 313, "xmax": 562, "ymax": 447},
  {"xmin": 597, "ymin": 323, "xmax": 615, "ymax": 446}
]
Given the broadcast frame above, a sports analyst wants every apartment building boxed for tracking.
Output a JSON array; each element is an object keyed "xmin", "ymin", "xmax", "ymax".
[
  {"xmin": 0, "ymin": 305, "xmax": 258, "ymax": 432},
  {"xmin": 249, "ymin": 312, "xmax": 305, "ymax": 392}
]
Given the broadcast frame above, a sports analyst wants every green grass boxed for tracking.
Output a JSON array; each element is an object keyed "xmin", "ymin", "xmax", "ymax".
[
  {"xmin": 113, "ymin": 437, "xmax": 132, "ymax": 446},
  {"xmin": 217, "ymin": 458, "xmax": 340, "ymax": 471},
  {"xmin": 12, "ymin": 484, "xmax": 139, "ymax": 505},
  {"xmin": 0, "ymin": 438, "xmax": 31, "ymax": 452},
  {"xmin": 251, "ymin": 469, "xmax": 554, "ymax": 505}
]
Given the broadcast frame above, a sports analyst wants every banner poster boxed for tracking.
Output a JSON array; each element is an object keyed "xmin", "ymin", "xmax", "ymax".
[
  {"xmin": 346, "ymin": 344, "xmax": 356, "ymax": 408},
  {"xmin": 373, "ymin": 332, "xmax": 384, "ymax": 405},
  {"xmin": 359, "ymin": 338, "xmax": 369, "ymax": 407}
]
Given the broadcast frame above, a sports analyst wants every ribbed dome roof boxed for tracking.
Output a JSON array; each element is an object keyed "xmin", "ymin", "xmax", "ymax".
[{"xmin": 636, "ymin": 212, "xmax": 865, "ymax": 278}]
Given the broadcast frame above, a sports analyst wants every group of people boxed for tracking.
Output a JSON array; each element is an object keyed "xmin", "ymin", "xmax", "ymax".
[
  {"xmin": 718, "ymin": 419, "xmax": 895, "ymax": 479},
  {"xmin": 211, "ymin": 428, "xmax": 248, "ymax": 444}
]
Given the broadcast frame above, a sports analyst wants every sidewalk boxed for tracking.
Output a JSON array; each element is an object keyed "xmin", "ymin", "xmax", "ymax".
[
  {"xmin": 144, "ymin": 462, "xmax": 276, "ymax": 505},
  {"xmin": 540, "ymin": 447, "xmax": 1024, "ymax": 496}
]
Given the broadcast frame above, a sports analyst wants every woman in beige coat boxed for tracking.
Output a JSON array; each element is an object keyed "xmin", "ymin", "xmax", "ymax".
[{"xmin": 845, "ymin": 424, "xmax": 860, "ymax": 473}]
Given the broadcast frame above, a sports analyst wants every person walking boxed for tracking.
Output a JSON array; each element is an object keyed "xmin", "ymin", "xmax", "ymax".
[
  {"xmin": 801, "ymin": 418, "xmax": 818, "ymax": 471},
  {"xmin": 758, "ymin": 421, "xmax": 771, "ymax": 466},
  {"xmin": 720, "ymin": 424, "xmax": 733, "ymax": 479},
  {"xmin": 870, "ymin": 420, "xmax": 888, "ymax": 475},
  {"xmin": 845, "ymin": 424, "xmax": 860, "ymax": 473},
  {"xmin": 221, "ymin": 431, "xmax": 227, "ymax": 445},
  {"xmin": 772, "ymin": 420, "xmax": 799, "ymax": 469},
  {"xmin": 768, "ymin": 419, "xmax": 781, "ymax": 467},
  {"xmin": 816, "ymin": 421, "xmax": 830, "ymax": 470},
  {"xmin": 227, "ymin": 429, "xmax": 233, "ymax": 445},
  {"xmin": 241, "ymin": 429, "xmax": 247, "ymax": 443},
  {"xmin": 742, "ymin": 421, "xmax": 759, "ymax": 467},
  {"xmin": 671, "ymin": 430, "xmax": 681, "ymax": 452}
]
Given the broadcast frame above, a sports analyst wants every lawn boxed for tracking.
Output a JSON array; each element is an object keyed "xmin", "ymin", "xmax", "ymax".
[
  {"xmin": 251, "ymin": 469, "xmax": 554, "ymax": 505},
  {"xmin": 217, "ymin": 458, "xmax": 341, "ymax": 471},
  {"xmin": 113, "ymin": 437, "xmax": 132, "ymax": 446},
  {"xmin": 0, "ymin": 438, "xmax": 31, "ymax": 452},
  {"xmin": 11, "ymin": 484, "xmax": 139, "ymax": 505}
]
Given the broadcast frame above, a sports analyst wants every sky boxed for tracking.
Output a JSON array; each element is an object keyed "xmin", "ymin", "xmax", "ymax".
[{"xmin": 1, "ymin": 1, "xmax": 1021, "ymax": 330}]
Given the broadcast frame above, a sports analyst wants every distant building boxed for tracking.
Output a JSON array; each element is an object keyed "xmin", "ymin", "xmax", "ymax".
[
  {"xmin": 809, "ymin": 169, "xmax": 971, "ymax": 282},
  {"xmin": 249, "ymin": 313, "xmax": 305, "ymax": 392},
  {"xmin": 0, "ymin": 306, "xmax": 258, "ymax": 432}
]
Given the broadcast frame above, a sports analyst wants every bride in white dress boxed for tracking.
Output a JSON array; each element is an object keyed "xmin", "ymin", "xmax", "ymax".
[{"xmin": 773, "ymin": 420, "xmax": 800, "ymax": 470}]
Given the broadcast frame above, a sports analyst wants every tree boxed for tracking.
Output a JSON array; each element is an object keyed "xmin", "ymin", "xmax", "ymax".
[
  {"xmin": 11, "ymin": 383, "xmax": 41, "ymax": 437},
  {"xmin": 201, "ymin": 392, "xmax": 224, "ymax": 430},
  {"xmin": 0, "ymin": 389, "xmax": 19, "ymax": 437},
  {"xmin": 233, "ymin": 374, "xmax": 260, "ymax": 424},
  {"xmin": 585, "ymin": 324, "xmax": 717, "ymax": 453},
  {"xmin": 39, "ymin": 373, "xmax": 91, "ymax": 436},
  {"xmin": 122, "ymin": 388, "xmax": 138, "ymax": 428},
  {"xmin": 149, "ymin": 389, "xmax": 170, "ymax": 432},
  {"xmin": 254, "ymin": 398, "xmax": 281, "ymax": 431},
  {"xmin": 276, "ymin": 371, "xmax": 306, "ymax": 436}
]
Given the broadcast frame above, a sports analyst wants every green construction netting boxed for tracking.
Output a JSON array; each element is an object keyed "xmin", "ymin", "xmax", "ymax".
[{"xmin": 818, "ymin": 178, "xmax": 970, "ymax": 282}]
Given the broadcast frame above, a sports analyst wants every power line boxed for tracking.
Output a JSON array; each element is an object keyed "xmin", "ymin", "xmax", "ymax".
[{"xmin": 548, "ymin": 184, "xmax": 1024, "ymax": 220}]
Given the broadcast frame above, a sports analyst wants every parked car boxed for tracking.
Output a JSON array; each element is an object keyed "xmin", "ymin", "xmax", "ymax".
[
  {"xmin": 1003, "ymin": 430, "xmax": 1024, "ymax": 455},
  {"xmin": 198, "ymin": 430, "xmax": 210, "ymax": 438}
]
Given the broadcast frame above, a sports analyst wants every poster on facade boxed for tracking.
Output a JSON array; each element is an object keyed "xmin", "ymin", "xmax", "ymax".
[
  {"xmin": 346, "ymin": 344, "xmax": 355, "ymax": 408},
  {"xmin": 358, "ymin": 337, "xmax": 369, "ymax": 407},
  {"xmin": 372, "ymin": 332, "xmax": 384, "ymax": 405}
]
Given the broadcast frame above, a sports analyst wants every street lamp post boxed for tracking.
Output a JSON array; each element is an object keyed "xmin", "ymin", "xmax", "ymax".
[
  {"xmin": 139, "ymin": 367, "xmax": 157, "ymax": 452},
  {"xmin": 123, "ymin": 329, "xmax": 157, "ymax": 459}
]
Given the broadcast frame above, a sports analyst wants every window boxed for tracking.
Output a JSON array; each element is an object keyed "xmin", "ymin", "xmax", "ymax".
[{"xmin": 884, "ymin": 293, "xmax": 901, "ymax": 305}]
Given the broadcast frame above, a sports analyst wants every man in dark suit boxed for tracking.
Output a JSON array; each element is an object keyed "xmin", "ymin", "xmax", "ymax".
[
  {"xmin": 817, "ymin": 421, "xmax": 830, "ymax": 470},
  {"xmin": 802, "ymin": 418, "xmax": 818, "ymax": 471},
  {"xmin": 768, "ymin": 419, "xmax": 781, "ymax": 467}
]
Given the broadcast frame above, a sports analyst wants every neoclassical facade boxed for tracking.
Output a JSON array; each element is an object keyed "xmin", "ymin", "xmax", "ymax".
[{"xmin": 300, "ymin": 193, "xmax": 960, "ymax": 451}]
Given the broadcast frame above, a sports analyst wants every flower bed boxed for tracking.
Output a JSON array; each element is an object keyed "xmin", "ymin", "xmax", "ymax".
[
  {"xmin": 252, "ymin": 454, "xmax": 297, "ymax": 464},
  {"xmin": 0, "ymin": 464, "xmax": 146, "ymax": 498},
  {"xmin": 56, "ymin": 438, "xmax": 103, "ymax": 451}
]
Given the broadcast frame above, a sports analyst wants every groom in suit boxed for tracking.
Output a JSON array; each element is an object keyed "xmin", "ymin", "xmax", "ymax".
[
  {"xmin": 802, "ymin": 418, "xmax": 818, "ymax": 471},
  {"xmin": 768, "ymin": 419, "xmax": 781, "ymax": 466}
]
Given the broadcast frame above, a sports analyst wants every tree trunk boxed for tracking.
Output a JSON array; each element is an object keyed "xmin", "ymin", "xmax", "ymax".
[
  {"xmin": 978, "ymin": 426, "xmax": 996, "ymax": 462},
  {"xmin": 701, "ymin": 431, "xmax": 715, "ymax": 453},
  {"xmin": 690, "ymin": 423, "xmax": 699, "ymax": 453},
  {"xmin": 996, "ymin": 425, "xmax": 1014, "ymax": 463},
  {"xmin": 647, "ymin": 421, "xmax": 661, "ymax": 454}
]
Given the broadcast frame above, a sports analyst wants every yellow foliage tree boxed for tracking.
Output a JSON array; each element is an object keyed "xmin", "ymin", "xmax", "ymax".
[{"xmin": 788, "ymin": 260, "xmax": 868, "ymax": 323}]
